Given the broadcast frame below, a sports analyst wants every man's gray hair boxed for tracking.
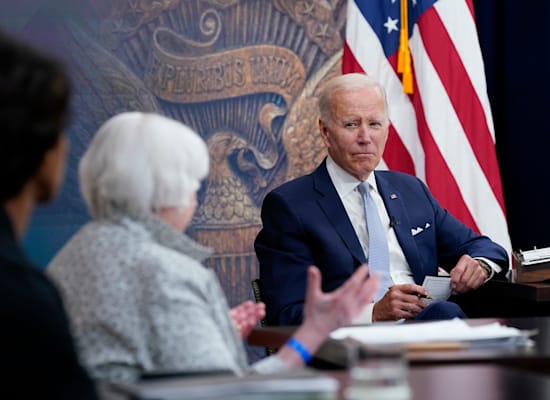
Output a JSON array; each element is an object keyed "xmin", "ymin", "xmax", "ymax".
[
  {"xmin": 79, "ymin": 112, "xmax": 209, "ymax": 219},
  {"xmin": 318, "ymin": 73, "xmax": 389, "ymax": 125}
]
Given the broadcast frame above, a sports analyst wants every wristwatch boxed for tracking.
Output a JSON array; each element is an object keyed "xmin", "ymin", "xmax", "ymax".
[{"xmin": 476, "ymin": 259, "xmax": 493, "ymax": 280}]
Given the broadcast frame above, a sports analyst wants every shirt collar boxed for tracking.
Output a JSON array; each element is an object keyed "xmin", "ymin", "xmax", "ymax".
[
  {"xmin": 110, "ymin": 212, "xmax": 213, "ymax": 263},
  {"xmin": 366, "ymin": 170, "xmax": 379, "ymax": 194},
  {"xmin": 326, "ymin": 155, "xmax": 379, "ymax": 197}
]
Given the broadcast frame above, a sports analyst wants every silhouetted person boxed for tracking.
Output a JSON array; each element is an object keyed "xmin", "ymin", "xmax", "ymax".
[{"xmin": 0, "ymin": 31, "xmax": 97, "ymax": 399}]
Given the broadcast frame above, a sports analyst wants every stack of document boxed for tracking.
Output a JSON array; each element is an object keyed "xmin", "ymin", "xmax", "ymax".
[
  {"xmin": 517, "ymin": 247, "xmax": 550, "ymax": 265},
  {"xmin": 330, "ymin": 318, "xmax": 533, "ymax": 347}
]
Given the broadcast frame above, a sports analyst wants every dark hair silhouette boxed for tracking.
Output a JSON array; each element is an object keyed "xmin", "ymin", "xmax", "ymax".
[{"xmin": 0, "ymin": 31, "xmax": 70, "ymax": 201}]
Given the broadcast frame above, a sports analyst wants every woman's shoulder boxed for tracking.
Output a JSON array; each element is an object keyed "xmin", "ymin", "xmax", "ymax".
[
  {"xmin": 140, "ymin": 243, "xmax": 212, "ymax": 282},
  {"xmin": 48, "ymin": 219, "xmax": 142, "ymax": 267}
]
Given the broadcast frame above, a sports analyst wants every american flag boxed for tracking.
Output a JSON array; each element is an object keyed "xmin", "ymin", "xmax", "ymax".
[{"xmin": 343, "ymin": 0, "xmax": 512, "ymax": 256}]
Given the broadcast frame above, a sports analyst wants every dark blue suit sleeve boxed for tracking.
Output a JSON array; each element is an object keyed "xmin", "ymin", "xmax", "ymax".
[{"xmin": 254, "ymin": 190, "xmax": 312, "ymax": 326}]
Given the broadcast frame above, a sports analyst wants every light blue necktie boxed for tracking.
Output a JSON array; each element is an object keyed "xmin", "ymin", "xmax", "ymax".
[{"xmin": 359, "ymin": 182, "xmax": 391, "ymax": 301}]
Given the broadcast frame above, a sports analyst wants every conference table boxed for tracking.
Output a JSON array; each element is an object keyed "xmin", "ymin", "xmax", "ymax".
[
  {"xmin": 105, "ymin": 364, "xmax": 550, "ymax": 400},
  {"xmin": 244, "ymin": 317, "xmax": 550, "ymax": 399},
  {"xmin": 103, "ymin": 317, "xmax": 550, "ymax": 400},
  {"xmin": 248, "ymin": 317, "xmax": 550, "ymax": 373},
  {"xmin": 367, "ymin": 364, "xmax": 550, "ymax": 400},
  {"xmin": 456, "ymin": 280, "xmax": 550, "ymax": 318}
]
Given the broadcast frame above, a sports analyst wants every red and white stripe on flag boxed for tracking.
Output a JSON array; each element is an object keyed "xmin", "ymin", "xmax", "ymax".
[{"xmin": 343, "ymin": 0, "xmax": 512, "ymax": 256}]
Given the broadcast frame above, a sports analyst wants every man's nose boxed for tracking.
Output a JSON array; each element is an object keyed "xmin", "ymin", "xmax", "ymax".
[{"xmin": 357, "ymin": 125, "xmax": 370, "ymax": 142}]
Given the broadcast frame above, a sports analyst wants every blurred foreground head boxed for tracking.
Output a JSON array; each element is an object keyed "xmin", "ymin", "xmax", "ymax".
[
  {"xmin": 0, "ymin": 31, "xmax": 70, "ymax": 204},
  {"xmin": 80, "ymin": 112, "xmax": 209, "ymax": 221}
]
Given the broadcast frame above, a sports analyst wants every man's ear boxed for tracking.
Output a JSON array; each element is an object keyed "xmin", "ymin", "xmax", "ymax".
[
  {"xmin": 318, "ymin": 118, "xmax": 328, "ymax": 141},
  {"xmin": 318, "ymin": 119, "xmax": 330, "ymax": 147}
]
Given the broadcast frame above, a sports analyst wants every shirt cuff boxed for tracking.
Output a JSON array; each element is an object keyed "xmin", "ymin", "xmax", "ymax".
[{"xmin": 474, "ymin": 257, "xmax": 500, "ymax": 281}]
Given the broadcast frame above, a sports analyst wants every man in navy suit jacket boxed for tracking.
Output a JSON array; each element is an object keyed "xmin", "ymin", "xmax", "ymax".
[{"xmin": 255, "ymin": 73, "xmax": 508, "ymax": 326}]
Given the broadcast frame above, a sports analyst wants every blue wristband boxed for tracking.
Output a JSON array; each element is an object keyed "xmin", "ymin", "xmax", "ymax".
[{"xmin": 286, "ymin": 337, "xmax": 313, "ymax": 364}]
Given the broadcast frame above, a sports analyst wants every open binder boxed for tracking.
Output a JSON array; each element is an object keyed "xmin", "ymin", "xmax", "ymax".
[{"xmin": 513, "ymin": 247, "xmax": 550, "ymax": 283}]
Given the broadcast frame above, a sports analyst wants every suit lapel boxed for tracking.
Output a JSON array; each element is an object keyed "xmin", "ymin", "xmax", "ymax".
[
  {"xmin": 375, "ymin": 172, "xmax": 424, "ymax": 283},
  {"xmin": 313, "ymin": 162, "xmax": 366, "ymax": 264}
]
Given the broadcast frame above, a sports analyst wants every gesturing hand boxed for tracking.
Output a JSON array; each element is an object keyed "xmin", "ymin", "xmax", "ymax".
[
  {"xmin": 303, "ymin": 264, "xmax": 380, "ymax": 336},
  {"xmin": 229, "ymin": 300, "xmax": 266, "ymax": 338}
]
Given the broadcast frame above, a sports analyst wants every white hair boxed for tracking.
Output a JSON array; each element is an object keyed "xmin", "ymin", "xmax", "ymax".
[
  {"xmin": 79, "ymin": 112, "xmax": 209, "ymax": 219},
  {"xmin": 318, "ymin": 73, "xmax": 389, "ymax": 125}
]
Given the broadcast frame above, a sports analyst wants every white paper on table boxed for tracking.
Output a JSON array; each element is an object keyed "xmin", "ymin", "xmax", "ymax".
[
  {"xmin": 422, "ymin": 276, "xmax": 451, "ymax": 302},
  {"xmin": 330, "ymin": 318, "xmax": 528, "ymax": 346}
]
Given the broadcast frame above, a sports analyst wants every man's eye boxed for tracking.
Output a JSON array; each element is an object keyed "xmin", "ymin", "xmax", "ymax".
[{"xmin": 344, "ymin": 122, "xmax": 358, "ymax": 128}]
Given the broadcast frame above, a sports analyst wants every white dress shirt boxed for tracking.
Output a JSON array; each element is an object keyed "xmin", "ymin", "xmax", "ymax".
[{"xmin": 326, "ymin": 157, "xmax": 414, "ymax": 323}]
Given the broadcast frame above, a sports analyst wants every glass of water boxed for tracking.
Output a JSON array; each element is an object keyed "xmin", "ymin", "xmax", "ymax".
[{"xmin": 345, "ymin": 343, "xmax": 411, "ymax": 400}]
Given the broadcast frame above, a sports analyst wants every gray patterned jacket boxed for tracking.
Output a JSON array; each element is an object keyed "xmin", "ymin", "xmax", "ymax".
[{"xmin": 47, "ymin": 213, "xmax": 288, "ymax": 383}]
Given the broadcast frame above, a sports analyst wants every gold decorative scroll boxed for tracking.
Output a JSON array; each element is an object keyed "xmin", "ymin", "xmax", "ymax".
[{"xmin": 145, "ymin": 28, "xmax": 306, "ymax": 104}]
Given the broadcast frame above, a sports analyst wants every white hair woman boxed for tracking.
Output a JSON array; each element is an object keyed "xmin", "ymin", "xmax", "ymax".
[{"xmin": 48, "ymin": 112, "xmax": 379, "ymax": 383}]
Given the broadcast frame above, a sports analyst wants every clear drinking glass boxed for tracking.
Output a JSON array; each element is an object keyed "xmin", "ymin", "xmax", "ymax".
[{"xmin": 345, "ymin": 343, "xmax": 411, "ymax": 400}]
